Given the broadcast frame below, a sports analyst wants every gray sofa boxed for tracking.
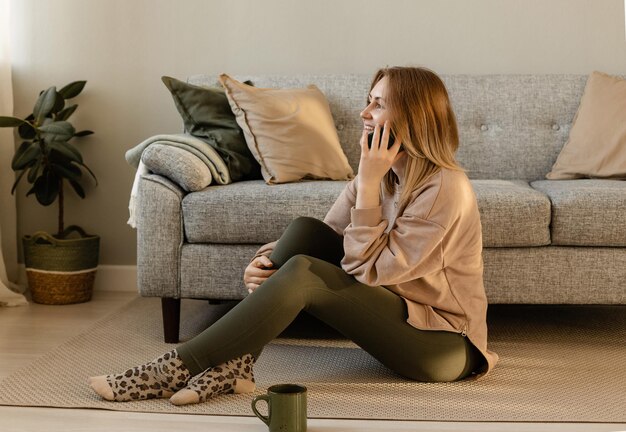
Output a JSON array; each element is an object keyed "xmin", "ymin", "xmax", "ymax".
[{"xmin": 135, "ymin": 74, "xmax": 626, "ymax": 343}]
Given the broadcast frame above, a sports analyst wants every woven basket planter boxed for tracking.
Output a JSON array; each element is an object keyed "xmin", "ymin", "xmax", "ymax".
[{"xmin": 22, "ymin": 225, "xmax": 100, "ymax": 305}]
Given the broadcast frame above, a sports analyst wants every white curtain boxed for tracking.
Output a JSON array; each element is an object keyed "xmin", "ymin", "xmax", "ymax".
[{"xmin": 0, "ymin": 0, "xmax": 27, "ymax": 307}]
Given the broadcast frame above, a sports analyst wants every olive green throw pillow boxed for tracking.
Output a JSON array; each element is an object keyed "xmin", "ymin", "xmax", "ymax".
[{"xmin": 161, "ymin": 76, "xmax": 261, "ymax": 181}]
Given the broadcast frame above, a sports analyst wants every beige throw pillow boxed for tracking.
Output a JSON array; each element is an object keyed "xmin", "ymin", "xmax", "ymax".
[
  {"xmin": 219, "ymin": 74, "xmax": 354, "ymax": 184},
  {"xmin": 546, "ymin": 71, "xmax": 626, "ymax": 180}
]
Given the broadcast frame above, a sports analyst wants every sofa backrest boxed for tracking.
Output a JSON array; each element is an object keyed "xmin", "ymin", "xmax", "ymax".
[{"xmin": 188, "ymin": 73, "xmax": 598, "ymax": 181}]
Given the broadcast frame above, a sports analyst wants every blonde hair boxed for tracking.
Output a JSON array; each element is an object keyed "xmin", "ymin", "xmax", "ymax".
[{"xmin": 369, "ymin": 66, "xmax": 465, "ymax": 208}]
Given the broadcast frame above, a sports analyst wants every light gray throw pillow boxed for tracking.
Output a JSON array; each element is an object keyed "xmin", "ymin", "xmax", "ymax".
[{"xmin": 141, "ymin": 144, "xmax": 212, "ymax": 192}]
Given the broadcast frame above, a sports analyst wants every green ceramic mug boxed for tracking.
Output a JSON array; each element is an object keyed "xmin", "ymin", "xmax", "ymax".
[{"xmin": 251, "ymin": 384, "xmax": 307, "ymax": 432}]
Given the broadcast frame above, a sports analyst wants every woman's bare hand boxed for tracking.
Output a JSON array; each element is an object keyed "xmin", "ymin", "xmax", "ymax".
[{"xmin": 244, "ymin": 255, "xmax": 277, "ymax": 294}]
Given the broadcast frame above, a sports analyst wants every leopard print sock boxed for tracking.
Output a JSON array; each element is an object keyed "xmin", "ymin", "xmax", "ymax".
[
  {"xmin": 88, "ymin": 349, "xmax": 191, "ymax": 402},
  {"xmin": 169, "ymin": 353, "xmax": 256, "ymax": 406}
]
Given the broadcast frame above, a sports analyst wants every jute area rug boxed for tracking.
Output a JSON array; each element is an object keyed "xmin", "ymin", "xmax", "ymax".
[{"xmin": 0, "ymin": 296, "xmax": 624, "ymax": 422}]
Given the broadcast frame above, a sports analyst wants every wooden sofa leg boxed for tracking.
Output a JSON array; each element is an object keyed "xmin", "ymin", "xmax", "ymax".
[{"xmin": 161, "ymin": 297, "xmax": 181, "ymax": 343}]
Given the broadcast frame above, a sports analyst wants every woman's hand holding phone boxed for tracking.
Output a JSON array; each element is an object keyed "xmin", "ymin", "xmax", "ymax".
[
  {"xmin": 358, "ymin": 121, "xmax": 403, "ymax": 185},
  {"xmin": 356, "ymin": 121, "xmax": 403, "ymax": 209}
]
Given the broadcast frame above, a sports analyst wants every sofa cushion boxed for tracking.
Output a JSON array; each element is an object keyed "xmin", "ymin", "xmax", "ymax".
[
  {"xmin": 184, "ymin": 179, "xmax": 552, "ymax": 247},
  {"xmin": 546, "ymin": 71, "xmax": 626, "ymax": 180},
  {"xmin": 471, "ymin": 180, "xmax": 552, "ymax": 247},
  {"xmin": 161, "ymin": 76, "xmax": 262, "ymax": 182},
  {"xmin": 219, "ymin": 74, "xmax": 354, "ymax": 184},
  {"xmin": 530, "ymin": 180, "xmax": 626, "ymax": 246},
  {"xmin": 183, "ymin": 180, "xmax": 348, "ymax": 243}
]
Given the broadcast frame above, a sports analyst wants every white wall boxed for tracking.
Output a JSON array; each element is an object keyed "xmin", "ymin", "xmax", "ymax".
[{"xmin": 9, "ymin": 0, "xmax": 626, "ymax": 266}]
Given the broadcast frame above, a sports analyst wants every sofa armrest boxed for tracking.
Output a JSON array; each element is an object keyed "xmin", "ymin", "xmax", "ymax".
[
  {"xmin": 136, "ymin": 173, "xmax": 185, "ymax": 298},
  {"xmin": 141, "ymin": 144, "xmax": 212, "ymax": 192}
]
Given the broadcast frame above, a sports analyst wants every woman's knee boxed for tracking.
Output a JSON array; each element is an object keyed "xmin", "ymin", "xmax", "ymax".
[
  {"xmin": 277, "ymin": 255, "xmax": 341, "ymax": 284},
  {"xmin": 272, "ymin": 218, "xmax": 343, "ymax": 268},
  {"xmin": 270, "ymin": 255, "xmax": 315, "ymax": 282},
  {"xmin": 259, "ymin": 255, "xmax": 321, "ymax": 303},
  {"xmin": 282, "ymin": 253, "xmax": 312, "ymax": 269},
  {"xmin": 280, "ymin": 254, "xmax": 356, "ymax": 293},
  {"xmin": 285, "ymin": 216, "xmax": 328, "ymax": 235}
]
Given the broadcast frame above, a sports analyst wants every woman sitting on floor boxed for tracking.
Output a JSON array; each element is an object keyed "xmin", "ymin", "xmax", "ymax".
[{"xmin": 88, "ymin": 66, "xmax": 498, "ymax": 405}]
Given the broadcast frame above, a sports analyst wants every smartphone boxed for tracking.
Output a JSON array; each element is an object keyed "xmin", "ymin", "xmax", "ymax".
[{"xmin": 367, "ymin": 127, "xmax": 396, "ymax": 149}]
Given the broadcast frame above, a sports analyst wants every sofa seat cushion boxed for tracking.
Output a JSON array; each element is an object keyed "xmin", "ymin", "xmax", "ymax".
[
  {"xmin": 530, "ymin": 180, "xmax": 626, "ymax": 246},
  {"xmin": 471, "ymin": 180, "xmax": 552, "ymax": 247},
  {"xmin": 183, "ymin": 180, "xmax": 348, "ymax": 243},
  {"xmin": 184, "ymin": 178, "xmax": 552, "ymax": 248}
]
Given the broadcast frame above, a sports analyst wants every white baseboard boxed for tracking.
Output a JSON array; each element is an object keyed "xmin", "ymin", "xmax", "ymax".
[{"xmin": 18, "ymin": 264, "xmax": 138, "ymax": 292}]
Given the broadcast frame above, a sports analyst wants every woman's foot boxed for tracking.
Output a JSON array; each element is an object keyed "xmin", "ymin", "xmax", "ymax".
[
  {"xmin": 88, "ymin": 349, "xmax": 191, "ymax": 401},
  {"xmin": 169, "ymin": 353, "xmax": 256, "ymax": 406}
]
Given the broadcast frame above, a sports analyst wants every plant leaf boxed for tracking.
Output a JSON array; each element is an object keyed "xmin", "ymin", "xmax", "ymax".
[
  {"xmin": 74, "ymin": 130, "xmax": 94, "ymax": 137},
  {"xmin": 11, "ymin": 143, "xmax": 40, "ymax": 170},
  {"xmin": 40, "ymin": 121, "xmax": 75, "ymax": 143},
  {"xmin": 76, "ymin": 161, "xmax": 98, "ymax": 185},
  {"xmin": 48, "ymin": 141, "xmax": 83, "ymax": 164},
  {"xmin": 12, "ymin": 141, "xmax": 32, "ymax": 163},
  {"xmin": 33, "ymin": 87, "xmax": 57, "ymax": 125},
  {"xmin": 59, "ymin": 81, "xmax": 86, "ymax": 99},
  {"xmin": 17, "ymin": 121, "xmax": 37, "ymax": 140},
  {"xmin": 51, "ymin": 91, "xmax": 65, "ymax": 115},
  {"xmin": 56, "ymin": 104, "xmax": 77, "ymax": 121},
  {"xmin": 11, "ymin": 169, "xmax": 28, "ymax": 195},
  {"xmin": 33, "ymin": 169, "xmax": 60, "ymax": 206},
  {"xmin": 27, "ymin": 158, "xmax": 42, "ymax": 183},
  {"xmin": 0, "ymin": 116, "xmax": 25, "ymax": 127},
  {"xmin": 51, "ymin": 162, "xmax": 82, "ymax": 182},
  {"xmin": 48, "ymin": 148, "xmax": 72, "ymax": 165},
  {"xmin": 68, "ymin": 179, "xmax": 85, "ymax": 198}
]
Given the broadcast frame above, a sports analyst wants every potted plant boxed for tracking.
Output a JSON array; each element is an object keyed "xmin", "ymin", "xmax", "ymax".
[{"xmin": 0, "ymin": 81, "xmax": 98, "ymax": 305}]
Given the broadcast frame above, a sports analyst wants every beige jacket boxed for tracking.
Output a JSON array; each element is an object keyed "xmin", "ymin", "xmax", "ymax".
[{"xmin": 254, "ymin": 167, "xmax": 499, "ymax": 376}]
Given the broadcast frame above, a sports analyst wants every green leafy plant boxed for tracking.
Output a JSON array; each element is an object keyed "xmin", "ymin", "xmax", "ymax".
[{"xmin": 0, "ymin": 81, "xmax": 96, "ymax": 237}]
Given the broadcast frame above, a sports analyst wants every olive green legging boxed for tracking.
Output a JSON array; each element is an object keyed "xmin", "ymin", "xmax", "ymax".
[{"xmin": 177, "ymin": 216, "xmax": 485, "ymax": 382}]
